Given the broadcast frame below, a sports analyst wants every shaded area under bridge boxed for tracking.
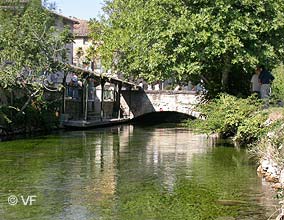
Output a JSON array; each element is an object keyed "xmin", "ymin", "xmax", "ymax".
[{"xmin": 121, "ymin": 90, "xmax": 202, "ymax": 120}]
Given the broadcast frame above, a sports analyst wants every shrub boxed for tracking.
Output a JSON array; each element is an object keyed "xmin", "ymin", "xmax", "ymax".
[
  {"xmin": 234, "ymin": 111, "xmax": 268, "ymax": 146},
  {"xmin": 0, "ymin": 91, "xmax": 60, "ymax": 133},
  {"xmin": 187, "ymin": 93, "xmax": 263, "ymax": 139},
  {"xmin": 249, "ymin": 122, "xmax": 284, "ymax": 166},
  {"xmin": 272, "ymin": 64, "xmax": 284, "ymax": 103}
]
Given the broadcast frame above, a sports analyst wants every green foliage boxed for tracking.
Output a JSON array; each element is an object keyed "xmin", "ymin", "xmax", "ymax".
[
  {"xmin": 87, "ymin": 19, "xmax": 103, "ymax": 66},
  {"xmin": 76, "ymin": 47, "xmax": 84, "ymax": 59},
  {"xmin": 234, "ymin": 111, "xmax": 268, "ymax": 146},
  {"xmin": 272, "ymin": 64, "xmax": 284, "ymax": 102},
  {"xmin": 0, "ymin": 0, "xmax": 73, "ymax": 88},
  {"xmin": 187, "ymin": 94, "xmax": 262, "ymax": 138},
  {"xmin": 250, "ymin": 121, "xmax": 284, "ymax": 166},
  {"xmin": 90, "ymin": 0, "xmax": 284, "ymax": 94},
  {"xmin": 0, "ymin": 0, "xmax": 72, "ymax": 131},
  {"xmin": 188, "ymin": 93, "xmax": 284, "ymax": 147},
  {"xmin": 0, "ymin": 106, "xmax": 14, "ymax": 125},
  {"xmin": 0, "ymin": 91, "xmax": 60, "ymax": 131}
]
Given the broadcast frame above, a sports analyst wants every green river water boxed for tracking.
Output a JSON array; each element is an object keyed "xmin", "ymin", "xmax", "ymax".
[{"xmin": 0, "ymin": 125, "xmax": 279, "ymax": 220}]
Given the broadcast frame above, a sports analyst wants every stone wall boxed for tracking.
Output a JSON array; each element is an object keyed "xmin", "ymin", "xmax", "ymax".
[
  {"xmin": 121, "ymin": 90, "xmax": 200, "ymax": 118},
  {"xmin": 63, "ymin": 90, "xmax": 200, "ymax": 120}
]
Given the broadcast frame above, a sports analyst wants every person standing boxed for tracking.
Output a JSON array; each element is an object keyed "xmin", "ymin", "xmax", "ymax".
[
  {"xmin": 154, "ymin": 82, "xmax": 160, "ymax": 90},
  {"xmin": 138, "ymin": 81, "xmax": 144, "ymax": 90},
  {"xmin": 258, "ymin": 65, "xmax": 274, "ymax": 99},
  {"xmin": 251, "ymin": 67, "xmax": 261, "ymax": 97},
  {"xmin": 70, "ymin": 73, "xmax": 79, "ymax": 99}
]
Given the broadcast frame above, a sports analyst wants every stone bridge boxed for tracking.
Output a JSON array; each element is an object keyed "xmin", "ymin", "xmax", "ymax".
[
  {"xmin": 121, "ymin": 90, "xmax": 202, "ymax": 119},
  {"xmin": 62, "ymin": 66, "xmax": 202, "ymax": 128}
]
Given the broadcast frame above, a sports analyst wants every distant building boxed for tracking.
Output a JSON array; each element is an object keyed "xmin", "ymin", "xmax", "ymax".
[
  {"xmin": 44, "ymin": 12, "xmax": 79, "ymax": 86},
  {"xmin": 73, "ymin": 19, "xmax": 91, "ymax": 67},
  {"xmin": 51, "ymin": 11, "xmax": 78, "ymax": 64},
  {"xmin": 73, "ymin": 19, "xmax": 102, "ymax": 73},
  {"xmin": 1, "ymin": 0, "xmax": 78, "ymax": 65}
]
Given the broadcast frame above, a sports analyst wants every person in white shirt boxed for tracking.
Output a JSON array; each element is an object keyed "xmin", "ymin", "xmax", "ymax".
[
  {"xmin": 138, "ymin": 81, "xmax": 144, "ymax": 90},
  {"xmin": 154, "ymin": 83, "xmax": 160, "ymax": 90}
]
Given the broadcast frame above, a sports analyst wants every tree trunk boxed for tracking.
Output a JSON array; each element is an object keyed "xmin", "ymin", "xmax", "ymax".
[{"xmin": 221, "ymin": 56, "xmax": 231, "ymax": 92}]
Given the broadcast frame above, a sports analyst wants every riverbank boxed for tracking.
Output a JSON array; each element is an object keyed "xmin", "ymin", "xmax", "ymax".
[
  {"xmin": 248, "ymin": 109, "xmax": 284, "ymax": 192},
  {"xmin": 252, "ymin": 114, "xmax": 284, "ymax": 190},
  {"xmin": 186, "ymin": 94, "xmax": 284, "ymax": 191},
  {"xmin": 253, "ymin": 120, "xmax": 284, "ymax": 219},
  {"xmin": 0, "ymin": 125, "xmax": 62, "ymax": 142}
]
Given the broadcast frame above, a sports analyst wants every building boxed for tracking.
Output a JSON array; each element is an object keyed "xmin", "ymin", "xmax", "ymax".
[
  {"xmin": 43, "ymin": 12, "xmax": 79, "ymax": 87},
  {"xmin": 1, "ymin": 0, "xmax": 79, "ymax": 89},
  {"xmin": 73, "ymin": 19, "xmax": 91, "ymax": 66},
  {"xmin": 1, "ymin": 0, "xmax": 78, "ymax": 65},
  {"xmin": 51, "ymin": 11, "xmax": 79, "ymax": 65},
  {"xmin": 73, "ymin": 19, "xmax": 102, "ymax": 73}
]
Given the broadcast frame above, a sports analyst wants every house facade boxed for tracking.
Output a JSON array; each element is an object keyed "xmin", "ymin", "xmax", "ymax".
[
  {"xmin": 73, "ymin": 19, "xmax": 102, "ymax": 73},
  {"xmin": 1, "ymin": 0, "xmax": 77, "ymax": 65},
  {"xmin": 52, "ymin": 11, "xmax": 78, "ymax": 65},
  {"xmin": 73, "ymin": 19, "xmax": 91, "ymax": 66}
]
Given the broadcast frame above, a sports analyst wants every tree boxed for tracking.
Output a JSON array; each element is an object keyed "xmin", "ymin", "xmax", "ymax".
[
  {"xmin": 87, "ymin": 19, "xmax": 104, "ymax": 71},
  {"xmin": 91, "ymin": 0, "xmax": 284, "ymax": 95},
  {"xmin": 0, "ymin": 0, "xmax": 73, "ymax": 113},
  {"xmin": 75, "ymin": 47, "xmax": 84, "ymax": 65}
]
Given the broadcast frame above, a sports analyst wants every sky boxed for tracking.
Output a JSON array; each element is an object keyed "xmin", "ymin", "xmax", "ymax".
[{"xmin": 52, "ymin": 0, "xmax": 104, "ymax": 20}]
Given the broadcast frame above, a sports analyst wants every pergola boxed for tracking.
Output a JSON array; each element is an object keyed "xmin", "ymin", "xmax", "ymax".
[{"xmin": 64, "ymin": 65, "xmax": 137, "ymax": 121}]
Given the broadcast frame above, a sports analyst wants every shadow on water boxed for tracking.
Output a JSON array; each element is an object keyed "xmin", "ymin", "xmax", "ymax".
[
  {"xmin": 130, "ymin": 111, "xmax": 194, "ymax": 126},
  {"xmin": 0, "ymin": 128, "xmax": 62, "ymax": 142},
  {"xmin": 0, "ymin": 111, "xmax": 194, "ymax": 142},
  {"xmin": 0, "ymin": 124, "xmax": 279, "ymax": 220}
]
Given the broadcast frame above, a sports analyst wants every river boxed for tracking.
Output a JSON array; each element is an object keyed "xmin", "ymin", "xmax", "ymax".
[{"xmin": 0, "ymin": 124, "xmax": 279, "ymax": 220}]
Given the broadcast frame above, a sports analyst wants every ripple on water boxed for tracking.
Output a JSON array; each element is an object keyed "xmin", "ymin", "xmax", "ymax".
[{"xmin": 0, "ymin": 125, "xmax": 279, "ymax": 220}]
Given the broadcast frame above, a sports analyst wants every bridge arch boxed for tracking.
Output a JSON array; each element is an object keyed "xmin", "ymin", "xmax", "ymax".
[
  {"xmin": 130, "ymin": 111, "xmax": 195, "ymax": 125},
  {"xmin": 121, "ymin": 90, "xmax": 201, "ymax": 119}
]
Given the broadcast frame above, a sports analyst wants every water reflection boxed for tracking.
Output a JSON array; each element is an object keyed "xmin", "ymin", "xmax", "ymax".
[{"xmin": 0, "ymin": 125, "xmax": 278, "ymax": 220}]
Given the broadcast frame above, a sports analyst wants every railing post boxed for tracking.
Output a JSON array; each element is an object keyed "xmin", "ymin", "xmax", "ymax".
[
  {"xmin": 84, "ymin": 79, "xmax": 89, "ymax": 121},
  {"xmin": 118, "ymin": 83, "xmax": 122, "ymax": 119},
  {"xmin": 128, "ymin": 86, "xmax": 131, "ymax": 118},
  {"xmin": 100, "ymin": 79, "xmax": 106, "ymax": 121}
]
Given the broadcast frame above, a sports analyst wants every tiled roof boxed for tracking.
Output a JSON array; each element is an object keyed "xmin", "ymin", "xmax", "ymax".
[{"xmin": 73, "ymin": 19, "xmax": 89, "ymax": 37}]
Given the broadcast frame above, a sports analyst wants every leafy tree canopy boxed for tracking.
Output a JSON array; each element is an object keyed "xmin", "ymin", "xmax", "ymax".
[
  {"xmin": 91, "ymin": 0, "xmax": 284, "ymax": 94},
  {"xmin": 0, "ymin": 0, "xmax": 73, "ymax": 90},
  {"xmin": 0, "ymin": 0, "xmax": 73, "ymax": 116}
]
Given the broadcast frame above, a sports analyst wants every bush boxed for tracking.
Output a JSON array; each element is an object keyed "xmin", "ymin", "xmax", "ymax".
[
  {"xmin": 187, "ymin": 93, "xmax": 263, "ymax": 139},
  {"xmin": 272, "ymin": 64, "xmax": 284, "ymax": 103},
  {"xmin": 0, "ymin": 91, "xmax": 60, "ymax": 133},
  {"xmin": 234, "ymin": 111, "xmax": 268, "ymax": 146},
  {"xmin": 0, "ymin": 106, "xmax": 13, "ymax": 126},
  {"xmin": 250, "ymin": 121, "xmax": 284, "ymax": 166}
]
